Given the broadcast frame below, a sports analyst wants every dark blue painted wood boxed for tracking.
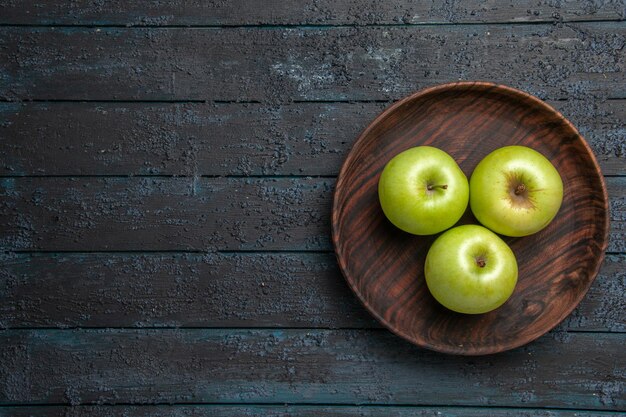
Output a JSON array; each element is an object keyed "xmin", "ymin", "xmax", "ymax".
[
  {"xmin": 0, "ymin": 330, "xmax": 624, "ymax": 408},
  {"xmin": 0, "ymin": 405, "xmax": 624, "ymax": 417},
  {"xmin": 1, "ymin": 0, "xmax": 624, "ymax": 26},
  {"xmin": 0, "ymin": 1, "xmax": 624, "ymax": 413},
  {"xmin": 1, "ymin": 24, "xmax": 625, "ymax": 102},
  {"xmin": 0, "ymin": 100, "xmax": 623, "ymax": 177},
  {"xmin": 0, "ymin": 177, "xmax": 333, "ymax": 251}
]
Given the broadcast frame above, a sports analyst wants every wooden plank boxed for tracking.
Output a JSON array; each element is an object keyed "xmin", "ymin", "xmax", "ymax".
[
  {"xmin": 0, "ymin": 177, "xmax": 623, "ymax": 252},
  {"xmin": 0, "ymin": 330, "xmax": 623, "ymax": 408},
  {"xmin": 0, "ymin": 101, "xmax": 388, "ymax": 177},
  {"xmin": 1, "ymin": 99, "xmax": 623, "ymax": 176},
  {"xmin": 0, "ymin": 177, "xmax": 332, "ymax": 252},
  {"xmin": 0, "ymin": 252, "xmax": 623, "ymax": 331},
  {"xmin": 1, "ymin": 24, "xmax": 625, "ymax": 102},
  {"xmin": 0, "ymin": 405, "xmax": 622, "ymax": 417},
  {"xmin": 0, "ymin": 252, "xmax": 373, "ymax": 329},
  {"xmin": 0, "ymin": 0, "xmax": 624, "ymax": 26}
]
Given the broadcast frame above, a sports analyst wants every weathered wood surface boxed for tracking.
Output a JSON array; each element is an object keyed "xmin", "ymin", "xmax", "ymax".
[
  {"xmin": 0, "ymin": 176, "xmax": 620, "ymax": 252},
  {"xmin": 1, "ymin": 177, "xmax": 623, "ymax": 252},
  {"xmin": 1, "ymin": 0, "xmax": 624, "ymax": 26},
  {"xmin": 0, "ymin": 405, "xmax": 623, "ymax": 417},
  {"xmin": 1, "ymin": 23, "xmax": 625, "ymax": 102},
  {"xmin": 0, "ymin": 252, "xmax": 624, "ymax": 332},
  {"xmin": 0, "ymin": 177, "xmax": 332, "ymax": 251},
  {"xmin": 1, "ymin": 0, "xmax": 624, "ymax": 412},
  {"xmin": 0, "ymin": 330, "xmax": 624, "ymax": 408},
  {"xmin": 1, "ymin": 100, "xmax": 624, "ymax": 176}
]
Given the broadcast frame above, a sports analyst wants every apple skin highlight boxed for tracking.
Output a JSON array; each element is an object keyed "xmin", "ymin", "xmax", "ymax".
[
  {"xmin": 425, "ymin": 224, "xmax": 519, "ymax": 314},
  {"xmin": 378, "ymin": 146, "xmax": 469, "ymax": 236},
  {"xmin": 469, "ymin": 145, "xmax": 563, "ymax": 237}
]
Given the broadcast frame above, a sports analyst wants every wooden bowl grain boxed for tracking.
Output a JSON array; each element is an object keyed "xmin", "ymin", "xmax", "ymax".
[{"xmin": 331, "ymin": 82, "xmax": 609, "ymax": 355}]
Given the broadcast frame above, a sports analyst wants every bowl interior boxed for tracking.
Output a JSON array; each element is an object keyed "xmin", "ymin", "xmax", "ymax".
[{"xmin": 332, "ymin": 82, "xmax": 609, "ymax": 355}]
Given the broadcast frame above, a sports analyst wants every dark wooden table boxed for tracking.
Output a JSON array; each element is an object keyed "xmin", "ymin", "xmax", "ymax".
[{"xmin": 1, "ymin": 1, "xmax": 625, "ymax": 416}]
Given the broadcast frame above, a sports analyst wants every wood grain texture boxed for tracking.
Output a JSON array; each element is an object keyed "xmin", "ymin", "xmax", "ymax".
[
  {"xmin": 0, "ymin": 330, "xmax": 624, "ymax": 408},
  {"xmin": 0, "ymin": 252, "xmax": 375, "ymax": 329},
  {"xmin": 0, "ymin": 0, "xmax": 624, "ymax": 25},
  {"xmin": 0, "ymin": 177, "xmax": 332, "ymax": 251},
  {"xmin": 1, "ymin": 176, "xmax": 623, "ymax": 252},
  {"xmin": 0, "ymin": 252, "xmax": 623, "ymax": 331},
  {"xmin": 1, "ymin": 99, "xmax": 623, "ymax": 176},
  {"xmin": 1, "ymin": 23, "xmax": 625, "ymax": 102},
  {"xmin": 332, "ymin": 82, "xmax": 610, "ymax": 354},
  {"xmin": 0, "ymin": 0, "xmax": 623, "ymax": 413},
  {"xmin": 1, "ymin": 405, "xmax": 623, "ymax": 417}
]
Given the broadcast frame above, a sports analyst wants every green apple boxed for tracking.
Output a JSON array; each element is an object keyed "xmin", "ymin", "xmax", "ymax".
[
  {"xmin": 425, "ymin": 224, "xmax": 518, "ymax": 314},
  {"xmin": 470, "ymin": 145, "xmax": 563, "ymax": 237},
  {"xmin": 378, "ymin": 146, "xmax": 469, "ymax": 235}
]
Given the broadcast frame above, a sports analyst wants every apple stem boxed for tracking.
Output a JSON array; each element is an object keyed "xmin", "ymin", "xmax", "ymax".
[
  {"xmin": 427, "ymin": 184, "xmax": 448, "ymax": 191},
  {"xmin": 514, "ymin": 184, "xmax": 526, "ymax": 195}
]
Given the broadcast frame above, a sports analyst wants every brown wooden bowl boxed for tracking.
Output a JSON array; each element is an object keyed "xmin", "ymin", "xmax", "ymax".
[{"xmin": 332, "ymin": 81, "xmax": 609, "ymax": 355}]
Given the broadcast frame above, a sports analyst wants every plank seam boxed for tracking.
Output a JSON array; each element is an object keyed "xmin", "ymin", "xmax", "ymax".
[
  {"xmin": 1, "ymin": 98, "xmax": 625, "ymax": 103},
  {"xmin": 0, "ymin": 19, "xmax": 624, "ymax": 29},
  {"xmin": 0, "ymin": 402, "xmax": 624, "ymax": 412},
  {"xmin": 0, "ymin": 174, "xmax": 339, "ymax": 179},
  {"xmin": 0, "ymin": 327, "xmax": 623, "ymax": 333},
  {"xmin": 6, "ymin": 250, "xmax": 625, "ymax": 255}
]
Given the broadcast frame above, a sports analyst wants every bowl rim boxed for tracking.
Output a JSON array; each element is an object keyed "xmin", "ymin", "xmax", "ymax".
[{"xmin": 331, "ymin": 81, "xmax": 610, "ymax": 355}]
